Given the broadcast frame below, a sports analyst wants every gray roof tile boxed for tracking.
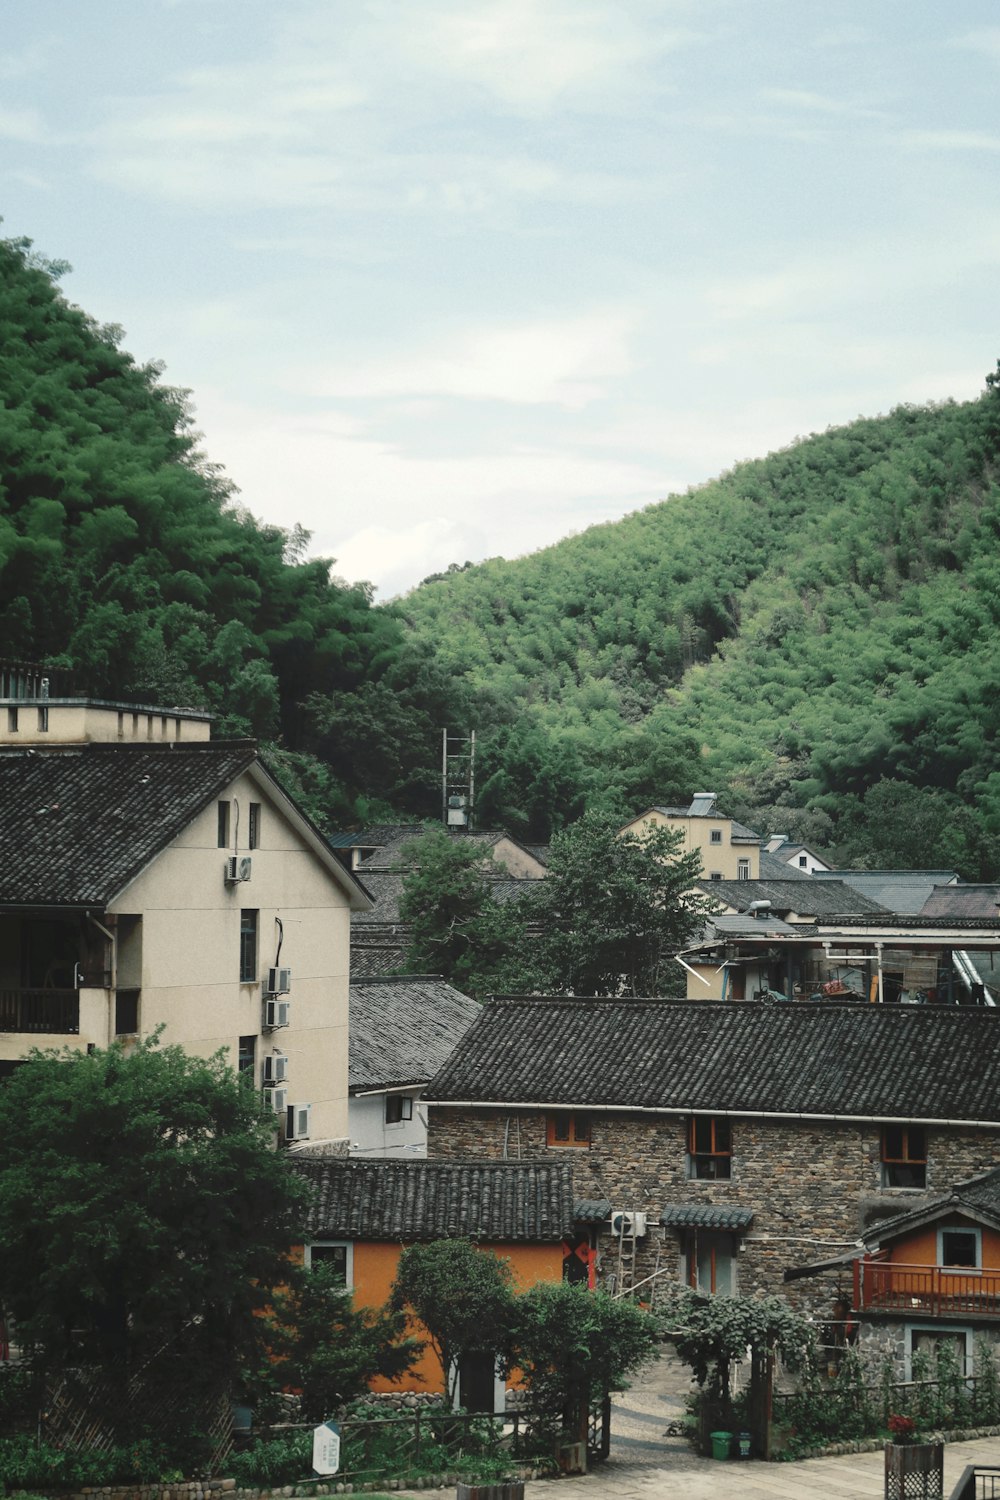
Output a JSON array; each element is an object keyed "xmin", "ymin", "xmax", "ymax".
[
  {"xmin": 0, "ymin": 741, "xmax": 257, "ymax": 906},
  {"xmin": 291, "ymin": 1156, "xmax": 576, "ymax": 1241},
  {"xmin": 426, "ymin": 997, "xmax": 1000, "ymax": 1123},
  {"xmin": 349, "ymin": 976, "xmax": 481, "ymax": 1091},
  {"xmin": 698, "ymin": 878, "xmax": 888, "ymax": 917},
  {"xmin": 660, "ymin": 1204, "xmax": 755, "ymax": 1231}
]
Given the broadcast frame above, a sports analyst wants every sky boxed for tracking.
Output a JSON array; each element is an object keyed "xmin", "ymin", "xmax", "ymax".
[{"xmin": 3, "ymin": 2, "xmax": 1000, "ymax": 598}]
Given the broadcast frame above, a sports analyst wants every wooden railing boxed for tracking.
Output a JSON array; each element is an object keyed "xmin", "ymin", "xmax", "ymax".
[
  {"xmin": 856, "ymin": 1258, "xmax": 1000, "ymax": 1319},
  {"xmin": 0, "ymin": 987, "xmax": 79, "ymax": 1034}
]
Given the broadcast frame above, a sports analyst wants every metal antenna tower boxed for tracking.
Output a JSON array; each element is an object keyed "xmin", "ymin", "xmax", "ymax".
[{"xmin": 441, "ymin": 729, "xmax": 476, "ymax": 831}]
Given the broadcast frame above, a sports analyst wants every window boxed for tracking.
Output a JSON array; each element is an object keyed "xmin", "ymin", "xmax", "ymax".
[
  {"xmin": 710, "ymin": 829, "xmax": 723, "ymax": 845},
  {"xmin": 7, "ymin": 707, "xmax": 18, "ymax": 732},
  {"xmin": 115, "ymin": 990, "xmax": 139, "ymax": 1035},
  {"xmin": 709, "ymin": 871, "xmax": 723, "ymax": 881},
  {"xmin": 907, "ymin": 1327, "xmax": 972, "ymax": 1381},
  {"xmin": 939, "ymin": 1226, "xmax": 980, "ymax": 1270},
  {"xmin": 737, "ymin": 859, "xmax": 751, "ymax": 880},
  {"xmin": 546, "ymin": 1112, "xmax": 591, "ymax": 1148},
  {"xmin": 218, "ymin": 800, "xmax": 231, "ymax": 849},
  {"xmin": 881, "ymin": 1124, "xmax": 927, "ymax": 1189},
  {"xmin": 239, "ymin": 910, "xmax": 258, "ymax": 983},
  {"xmin": 306, "ymin": 1241, "xmax": 353, "ymax": 1287},
  {"xmin": 385, "ymin": 1094, "xmax": 414, "ymax": 1124},
  {"xmin": 238, "ymin": 1034, "xmax": 257, "ymax": 1083},
  {"xmin": 37, "ymin": 706, "xmax": 48, "ymax": 733},
  {"xmin": 689, "ymin": 1116, "xmax": 732, "ymax": 1179},
  {"xmin": 249, "ymin": 802, "xmax": 262, "ymax": 850},
  {"xmin": 798, "ymin": 855, "xmax": 808, "ymax": 868},
  {"xmin": 686, "ymin": 1229, "xmax": 736, "ymax": 1294}
]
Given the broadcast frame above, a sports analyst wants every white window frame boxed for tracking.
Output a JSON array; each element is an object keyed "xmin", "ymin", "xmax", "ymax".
[
  {"xmin": 305, "ymin": 1240, "xmax": 354, "ymax": 1288},
  {"xmin": 737, "ymin": 858, "xmax": 751, "ymax": 879}
]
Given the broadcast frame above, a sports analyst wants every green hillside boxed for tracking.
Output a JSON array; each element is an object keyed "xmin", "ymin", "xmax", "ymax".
[
  {"xmin": 0, "ymin": 234, "xmax": 464, "ymax": 823},
  {"xmin": 403, "ymin": 389, "xmax": 1000, "ymax": 875}
]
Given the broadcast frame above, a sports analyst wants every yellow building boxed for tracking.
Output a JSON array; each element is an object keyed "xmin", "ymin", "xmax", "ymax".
[
  {"xmin": 0, "ymin": 693, "xmax": 370, "ymax": 1150},
  {"xmin": 619, "ymin": 792, "xmax": 761, "ymax": 883}
]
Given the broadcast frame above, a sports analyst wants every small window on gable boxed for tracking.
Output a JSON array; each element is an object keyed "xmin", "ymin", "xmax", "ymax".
[
  {"xmin": 939, "ymin": 1226, "xmax": 980, "ymax": 1270},
  {"xmin": 689, "ymin": 1115, "xmax": 732, "ymax": 1179},
  {"xmin": 248, "ymin": 802, "xmax": 261, "ymax": 850},
  {"xmin": 798, "ymin": 854, "xmax": 808, "ymax": 868},
  {"xmin": 218, "ymin": 800, "xmax": 231, "ymax": 849},
  {"xmin": 710, "ymin": 829, "xmax": 723, "ymax": 844},
  {"xmin": 881, "ymin": 1124, "xmax": 927, "ymax": 1188},
  {"xmin": 546, "ymin": 1112, "xmax": 591, "ymax": 1148},
  {"xmin": 385, "ymin": 1094, "xmax": 414, "ymax": 1124}
]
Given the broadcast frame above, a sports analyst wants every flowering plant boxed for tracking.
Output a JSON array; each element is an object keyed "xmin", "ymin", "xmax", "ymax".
[{"xmin": 887, "ymin": 1413, "xmax": 917, "ymax": 1444}]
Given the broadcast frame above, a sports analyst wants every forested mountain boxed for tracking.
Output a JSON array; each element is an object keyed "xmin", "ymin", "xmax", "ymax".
[
  {"xmin": 5, "ymin": 231, "xmax": 1000, "ymax": 874},
  {"xmin": 403, "ymin": 387, "xmax": 1000, "ymax": 876},
  {"xmin": 0, "ymin": 234, "xmax": 466, "ymax": 823}
]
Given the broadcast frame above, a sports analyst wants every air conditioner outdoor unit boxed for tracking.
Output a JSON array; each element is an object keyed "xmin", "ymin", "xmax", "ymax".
[
  {"xmin": 264, "ymin": 998, "xmax": 291, "ymax": 1030},
  {"xmin": 610, "ymin": 1211, "xmax": 647, "ymax": 1239},
  {"xmin": 266, "ymin": 966, "xmax": 292, "ymax": 996},
  {"xmin": 270, "ymin": 1087, "xmax": 288, "ymax": 1117},
  {"xmin": 286, "ymin": 1101, "xmax": 311, "ymax": 1143},
  {"xmin": 263, "ymin": 1052, "xmax": 287, "ymax": 1086},
  {"xmin": 224, "ymin": 855, "xmax": 253, "ymax": 884}
]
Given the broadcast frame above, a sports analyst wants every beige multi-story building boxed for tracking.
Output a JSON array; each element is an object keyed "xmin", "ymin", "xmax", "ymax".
[
  {"xmin": 0, "ymin": 689, "xmax": 370, "ymax": 1150},
  {"xmin": 619, "ymin": 792, "xmax": 761, "ymax": 882}
]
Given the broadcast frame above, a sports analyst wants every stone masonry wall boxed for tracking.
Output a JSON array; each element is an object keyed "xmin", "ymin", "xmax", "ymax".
[{"xmin": 428, "ymin": 1105, "xmax": 1000, "ymax": 1323}]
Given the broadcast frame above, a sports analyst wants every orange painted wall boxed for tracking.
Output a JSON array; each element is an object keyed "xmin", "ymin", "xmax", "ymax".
[
  {"xmin": 351, "ymin": 1240, "xmax": 564, "ymax": 1395},
  {"xmin": 887, "ymin": 1220, "xmax": 1000, "ymax": 1269}
]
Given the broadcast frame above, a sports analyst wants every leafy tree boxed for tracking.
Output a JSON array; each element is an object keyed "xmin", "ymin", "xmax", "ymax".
[
  {"xmin": 258, "ymin": 1261, "xmax": 419, "ymax": 1423},
  {"xmin": 512, "ymin": 1283, "xmax": 658, "ymax": 1440},
  {"xmin": 0, "ymin": 1036, "xmax": 309, "ymax": 1389},
  {"xmin": 524, "ymin": 810, "xmax": 712, "ymax": 996},
  {"xmin": 663, "ymin": 1290, "xmax": 815, "ymax": 1406},
  {"xmin": 389, "ymin": 1240, "xmax": 515, "ymax": 1406}
]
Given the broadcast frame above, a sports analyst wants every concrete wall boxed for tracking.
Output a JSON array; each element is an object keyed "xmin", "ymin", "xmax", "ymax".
[
  {"xmin": 108, "ymin": 769, "xmax": 352, "ymax": 1146},
  {"xmin": 427, "ymin": 1106, "xmax": 1000, "ymax": 1319},
  {"xmin": 622, "ymin": 809, "xmax": 760, "ymax": 882},
  {"xmin": 349, "ymin": 1089, "xmax": 428, "ymax": 1157},
  {"xmin": 0, "ymin": 700, "xmax": 211, "ymax": 744}
]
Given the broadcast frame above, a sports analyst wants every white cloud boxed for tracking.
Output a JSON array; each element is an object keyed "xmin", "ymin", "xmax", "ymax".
[
  {"xmin": 898, "ymin": 128, "xmax": 1000, "ymax": 154},
  {"xmin": 950, "ymin": 27, "xmax": 1000, "ymax": 62},
  {"xmin": 304, "ymin": 311, "xmax": 637, "ymax": 408},
  {"xmin": 0, "ymin": 106, "xmax": 44, "ymax": 142},
  {"xmin": 758, "ymin": 87, "xmax": 886, "ymax": 120}
]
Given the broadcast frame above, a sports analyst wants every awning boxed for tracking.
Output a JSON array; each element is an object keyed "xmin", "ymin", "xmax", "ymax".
[
  {"xmin": 575, "ymin": 1198, "xmax": 613, "ymax": 1223},
  {"xmin": 660, "ymin": 1204, "xmax": 754, "ymax": 1232}
]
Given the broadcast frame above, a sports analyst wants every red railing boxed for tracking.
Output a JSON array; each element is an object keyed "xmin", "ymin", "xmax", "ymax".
[
  {"xmin": 856, "ymin": 1257, "xmax": 1000, "ymax": 1319},
  {"xmin": 0, "ymin": 987, "xmax": 79, "ymax": 1033}
]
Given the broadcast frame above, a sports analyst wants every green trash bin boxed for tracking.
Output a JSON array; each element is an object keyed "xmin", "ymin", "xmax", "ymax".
[{"xmin": 710, "ymin": 1430, "xmax": 732, "ymax": 1460}]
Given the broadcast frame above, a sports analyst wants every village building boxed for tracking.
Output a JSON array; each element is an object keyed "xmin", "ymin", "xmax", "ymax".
[
  {"xmin": 0, "ymin": 681, "xmax": 370, "ymax": 1148},
  {"xmin": 348, "ymin": 974, "xmax": 480, "ymax": 1157},
  {"xmin": 619, "ymin": 792, "xmax": 761, "ymax": 882},
  {"xmin": 289, "ymin": 1155, "xmax": 575, "ymax": 1411},
  {"xmin": 424, "ymin": 997, "xmax": 1000, "ymax": 1333}
]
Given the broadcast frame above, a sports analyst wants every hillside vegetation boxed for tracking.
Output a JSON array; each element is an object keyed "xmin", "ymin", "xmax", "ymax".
[
  {"xmin": 404, "ymin": 389, "xmax": 1000, "ymax": 875},
  {"xmin": 0, "ymin": 234, "xmax": 467, "ymax": 823}
]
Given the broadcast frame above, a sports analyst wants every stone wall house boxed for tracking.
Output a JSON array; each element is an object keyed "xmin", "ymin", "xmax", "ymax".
[{"xmin": 424, "ymin": 998, "xmax": 1000, "ymax": 1329}]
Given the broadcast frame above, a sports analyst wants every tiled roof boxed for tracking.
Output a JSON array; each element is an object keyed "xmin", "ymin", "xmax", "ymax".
[
  {"xmin": 291, "ymin": 1156, "xmax": 576, "ymax": 1242},
  {"xmin": 426, "ymin": 997, "xmax": 1000, "ymax": 1123},
  {"xmin": 698, "ymin": 878, "xmax": 888, "ymax": 917},
  {"xmin": 760, "ymin": 850, "xmax": 810, "ymax": 880},
  {"xmin": 705, "ymin": 912, "xmax": 800, "ymax": 938},
  {"xmin": 921, "ymin": 886, "xmax": 1000, "ymax": 919},
  {"xmin": 864, "ymin": 1167, "xmax": 1000, "ymax": 1248},
  {"xmin": 660, "ymin": 1205, "xmax": 755, "ymax": 1231},
  {"xmin": 815, "ymin": 870, "xmax": 960, "ymax": 916},
  {"xmin": 574, "ymin": 1198, "xmax": 613, "ymax": 1223},
  {"xmin": 350, "ymin": 976, "xmax": 481, "ymax": 1091},
  {"xmin": 0, "ymin": 741, "xmax": 257, "ymax": 905}
]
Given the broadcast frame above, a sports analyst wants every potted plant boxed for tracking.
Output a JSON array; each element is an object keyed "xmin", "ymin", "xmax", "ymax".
[{"xmin": 884, "ymin": 1413, "xmax": 944, "ymax": 1500}]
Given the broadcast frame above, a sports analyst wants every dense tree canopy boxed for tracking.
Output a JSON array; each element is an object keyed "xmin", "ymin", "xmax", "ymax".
[{"xmin": 0, "ymin": 1037, "xmax": 307, "ymax": 1379}]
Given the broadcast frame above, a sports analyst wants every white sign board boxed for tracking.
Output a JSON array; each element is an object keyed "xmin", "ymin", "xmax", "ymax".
[{"xmin": 312, "ymin": 1421, "xmax": 341, "ymax": 1475}]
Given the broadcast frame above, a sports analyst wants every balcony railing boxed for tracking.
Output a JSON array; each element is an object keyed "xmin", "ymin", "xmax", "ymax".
[
  {"xmin": 856, "ymin": 1257, "xmax": 1000, "ymax": 1319},
  {"xmin": 0, "ymin": 988, "xmax": 80, "ymax": 1034}
]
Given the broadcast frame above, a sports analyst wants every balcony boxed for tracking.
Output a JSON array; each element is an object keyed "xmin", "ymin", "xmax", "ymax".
[
  {"xmin": 0, "ymin": 987, "xmax": 80, "ymax": 1034},
  {"xmin": 856, "ymin": 1258, "xmax": 1000, "ymax": 1320}
]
